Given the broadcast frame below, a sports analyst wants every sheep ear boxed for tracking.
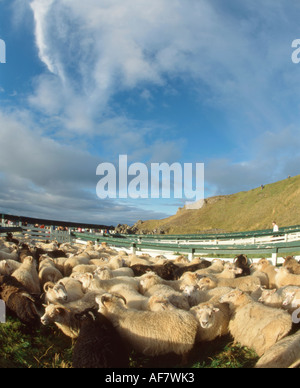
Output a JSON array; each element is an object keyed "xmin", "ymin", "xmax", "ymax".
[{"xmin": 213, "ymin": 307, "xmax": 220, "ymax": 313}]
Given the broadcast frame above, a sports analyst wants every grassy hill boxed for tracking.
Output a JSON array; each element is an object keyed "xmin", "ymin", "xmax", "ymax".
[{"xmin": 134, "ymin": 175, "xmax": 300, "ymax": 235}]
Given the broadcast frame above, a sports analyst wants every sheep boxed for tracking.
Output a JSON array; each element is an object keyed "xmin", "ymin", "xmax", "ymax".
[
  {"xmin": 0, "ymin": 259, "xmax": 21, "ymax": 275},
  {"xmin": 94, "ymin": 266, "xmax": 134, "ymax": 279},
  {"xmin": 190, "ymin": 299, "xmax": 230, "ymax": 342},
  {"xmin": 195, "ymin": 259, "xmax": 224, "ymax": 276},
  {"xmin": 78, "ymin": 272, "xmax": 139, "ymax": 293},
  {"xmin": 219, "ymin": 289, "xmax": 292, "ymax": 356},
  {"xmin": 214, "ymin": 263, "xmax": 243, "ymax": 279},
  {"xmin": 139, "ymin": 272, "xmax": 190, "ymax": 310},
  {"xmin": 198, "ymin": 274, "xmax": 261, "ymax": 293},
  {"xmin": 172, "ymin": 259, "xmax": 211, "ymax": 280},
  {"xmin": 0, "ymin": 249, "xmax": 19, "ymax": 262},
  {"xmin": 182, "ymin": 284, "xmax": 233, "ymax": 307},
  {"xmin": 233, "ymin": 254, "xmax": 251, "ymax": 277},
  {"xmin": 258, "ymin": 288, "xmax": 285, "ymax": 309},
  {"xmin": 149, "ymin": 271, "xmax": 202, "ymax": 292},
  {"xmin": 258, "ymin": 286, "xmax": 300, "ymax": 309},
  {"xmin": 96, "ymin": 293, "xmax": 199, "ymax": 362},
  {"xmin": 130, "ymin": 261, "xmax": 179, "ymax": 280},
  {"xmin": 0, "ymin": 275, "xmax": 40, "ymax": 325},
  {"xmin": 275, "ymin": 267, "xmax": 300, "ymax": 288},
  {"xmin": 71, "ymin": 264, "xmax": 98, "ymax": 275},
  {"xmin": 255, "ymin": 330, "xmax": 300, "ymax": 368},
  {"xmin": 72, "ymin": 309, "xmax": 130, "ymax": 368},
  {"xmin": 64, "ymin": 254, "xmax": 91, "ymax": 276},
  {"xmin": 51, "ymin": 256, "xmax": 68, "ymax": 273},
  {"xmin": 282, "ymin": 286, "xmax": 300, "ymax": 313},
  {"xmin": 255, "ymin": 258, "xmax": 277, "ymax": 289},
  {"xmin": 11, "ymin": 256, "xmax": 41, "ymax": 295},
  {"xmin": 38, "ymin": 257, "xmax": 63, "ymax": 287},
  {"xmin": 41, "ymin": 304, "xmax": 81, "ymax": 338},
  {"xmin": 55, "ymin": 277, "xmax": 85, "ymax": 303},
  {"xmin": 147, "ymin": 295, "xmax": 178, "ymax": 312},
  {"xmin": 108, "ymin": 283, "xmax": 149, "ymax": 311},
  {"xmin": 282, "ymin": 256, "xmax": 300, "ymax": 275},
  {"xmin": 43, "ymin": 282, "xmax": 68, "ymax": 304}
]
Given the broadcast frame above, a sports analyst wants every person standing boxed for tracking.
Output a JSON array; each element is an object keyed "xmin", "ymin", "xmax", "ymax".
[{"xmin": 272, "ymin": 221, "xmax": 279, "ymax": 232}]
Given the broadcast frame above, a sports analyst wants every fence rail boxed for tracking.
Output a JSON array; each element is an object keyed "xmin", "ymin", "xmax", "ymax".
[{"xmin": 2, "ymin": 223, "xmax": 300, "ymax": 265}]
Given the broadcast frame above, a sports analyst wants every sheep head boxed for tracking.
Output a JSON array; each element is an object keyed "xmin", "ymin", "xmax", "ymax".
[
  {"xmin": 197, "ymin": 277, "xmax": 216, "ymax": 290},
  {"xmin": 147, "ymin": 295, "xmax": 175, "ymax": 312},
  {"xmin": 219, "ymin": 289, "xmax": 248, "ymax": 308},
  {"xmin": 192, "ymin": 304, "xmax": 220, "ymax": 329},
  {"xmin": 41, "ymin": 304, "xmax": 70, "ymax": 325},
  {"xmin": 96, "ymin": 293, "xmax": 126, "ymax": 314}
]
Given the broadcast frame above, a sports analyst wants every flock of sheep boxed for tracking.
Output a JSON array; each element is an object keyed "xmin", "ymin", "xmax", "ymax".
[{"xmin": 1, "ymin": 232, "xmax": 300, "ymax": 368}]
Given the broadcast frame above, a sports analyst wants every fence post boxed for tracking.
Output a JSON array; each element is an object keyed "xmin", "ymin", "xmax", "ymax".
[
  {"xmin": 188, "ymin": 248, "xmax": 195, "ymax": 262},
  {"xmin": 272, "ymin": 248, "xmax": 278, "ymax": 266},
  {"xmin": 132, "ymin": 243, "xmax": 137, "ymax": 255}
]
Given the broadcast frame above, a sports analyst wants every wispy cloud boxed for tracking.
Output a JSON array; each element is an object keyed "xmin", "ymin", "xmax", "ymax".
[{"xmin": 1, "ymin": 0, "xmax": 300, "ymax": 224}]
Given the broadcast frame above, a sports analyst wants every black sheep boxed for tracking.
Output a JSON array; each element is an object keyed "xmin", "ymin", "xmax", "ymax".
[
  {"xmin": 0, "ymin": 275, "xmax": 41, "ymax": 326},
  {"xmin": 130, "ymin": 261, "xmax": 180, "ymax": 280},
  {"xmin": 233, "ymin": 254, "xmax": 251, "ymax": 277},
  {"xmin": 172, "ymin": 260, "xmax": 211, "ymax": 280},
  {"xmin": 72, "ymin": 309, "xmax": 129, "ymax": 369}
]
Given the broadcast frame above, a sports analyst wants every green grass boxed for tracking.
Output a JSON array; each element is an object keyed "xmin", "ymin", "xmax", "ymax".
[
  {"xmin": 0, "ymin": 317, "xmax": 72, "ymax": 368},
  {"xmin": 0, "ymin": 317, "xmax": 259, "ymax": 369},
  {"xmin": 135, "ymin": 175, "xmax": 300, "ymax": 234}
]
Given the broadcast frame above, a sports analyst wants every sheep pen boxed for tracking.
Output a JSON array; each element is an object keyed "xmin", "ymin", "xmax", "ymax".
[{"xmin": 1, "ymin": 235, "xmax": 300, "ymax": 369}]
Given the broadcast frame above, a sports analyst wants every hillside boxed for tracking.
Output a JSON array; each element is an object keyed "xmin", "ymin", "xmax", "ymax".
[{"xmin": 132, "ymin": 175, "xmax": 300, "ymax": 235}]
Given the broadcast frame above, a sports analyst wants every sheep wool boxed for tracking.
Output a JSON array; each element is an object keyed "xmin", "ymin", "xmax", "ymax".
[
  {"xmin": 220, "ymin": 289, "xmax": 292, "ymax": 357},
  {"xmin": 97, "ymin": 293, "xmax": 199, "ymax": 359}
]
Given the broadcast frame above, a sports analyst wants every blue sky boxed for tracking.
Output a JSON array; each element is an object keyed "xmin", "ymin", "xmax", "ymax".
[{"xmin": 1, "ymin": 0, "xmax": 300, "ymax": 226}]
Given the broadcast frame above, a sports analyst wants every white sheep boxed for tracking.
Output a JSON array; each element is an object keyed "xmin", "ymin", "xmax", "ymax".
[
  {"xmin": 41, "ymin": 304, "xmax": 81, "ymax": 338},
  {"xmin": 258, "ymin": 286, "xmax": 300, "ymax": 309},
  {"xmin": 275, "ymin": 267, "xmax": 300, "ymax": 288},
  {"xmin": 0, "ymin": 249, "xmax": 19, "ymax": 261},
  {"xmin": 190, "ymin": 298, "xmax": 230, "ymax": 342},
  {"xmin": 147, "ymin": 295, "xmax": 178, "ymax": 312},
  {"xmin": 57, "ymin": 277, "xmax": 85, "ymax": 302},
  {"xmin": 255, "ymin": 259, "xmax": 277, "ymax": 289},
  {"xmin": 255, "ymin": 330, "xmax": 300, "ymax": 368},
  {"xmin": 0, "ymin": 259, "xmax": 21, "ymax": 275},
  {"xmin": 109, "ymin": 283, "xmax": 149, "ymax": 310},
  {"xmin": 195, "ymin": 259, "xmax": 224, "ymax": 276},
  {"xmin": 96, "ymin": 293, "xmax": 199, "ymax": 361},
  {"xmin": 282, "ymin": 286, "xmax": 300, "ymax": 313},
  {"xmin": 139, "ymin": 272, "xmax": 190, "ymax": 310},
  {"xmin": 11, "ymin": 256, "xmax": 41, "ymax": 295},
  {"xmin": 94, "ymin": 266, "xmax": 134, "ymax": 279},
  {"xmin": 182, "ymin": 284, "xmax": 233, "ymax": 307},
  {"xmin": 214, "ymin": 263, "xmax": 243, "ymax": 279},
  {"xmin": 38, "ymin": 257, "xmax": 63, "ymax": 287},
  {"xmin": 219, "ymin": 289, "xmax": 292, "ymax": 356},
  {"xmin": 198, "ymin": 274, "xmax": 261, "ymax": 293},
  {"xmin": 77, "ymin": 272, "xmax": 138, "ymax": 293},
  {"xmin": 43, "ymin": 282, "xmax": 68, "ymax": 304},
  {"xmin": 71, "ymin": 264, "xmax": 98, "ymax": 275},
  {"xmin": 64, "ymin": 254, "xmax": 91, "ymax": 276}
]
